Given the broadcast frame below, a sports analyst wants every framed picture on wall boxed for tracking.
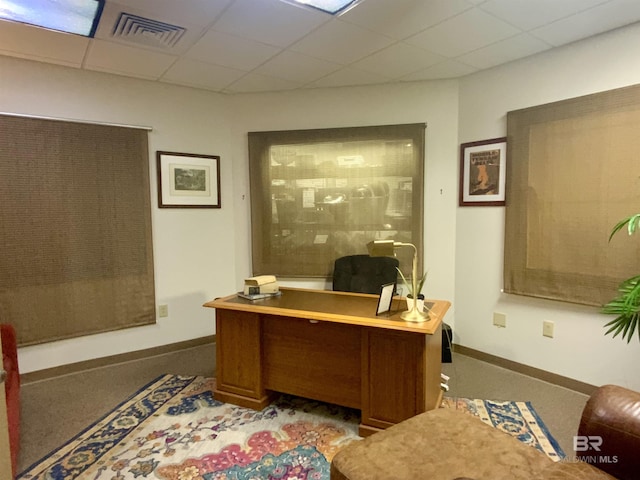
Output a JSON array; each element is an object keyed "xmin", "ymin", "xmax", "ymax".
[
  {"xmin": 157, "ymin": 151, "xmax": 221, "ymax": 208},
  {"xmin": 459, "ymin": 137, "xmax": 507, "ymax": 206}
]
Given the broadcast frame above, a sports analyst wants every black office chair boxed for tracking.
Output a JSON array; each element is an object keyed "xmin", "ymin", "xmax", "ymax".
[{"xmin": 332, "ymin": 254, "xmax": 399, "ymax": 295}]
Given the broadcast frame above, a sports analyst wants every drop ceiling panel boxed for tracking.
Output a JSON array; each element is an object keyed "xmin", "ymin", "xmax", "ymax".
[
  {"xmin": 402, "ymin": 60, "xmax": 477, "ymax": 81},
  {"xmin": 185, "ymin": 30, "xmax": 281, "ymax": 70},
  {"xmin": 161, "ymin": 58, "xmax": 245, "ymax": 91},
  {"xmin": 351, "ymin": 42, "xmax": 445, "ymax": 78},
  {"xmin": 406, "ymin": 8, "xmax": 520, "ymax": 57},
  {"xmin": 254, "ymin": 50, "xmax": 342, "ymax": 83},
  {"xmin": 212, "ymin": 0, "xmax": 329, "ymax": 47},
  {"xmin": 339, "ymin": 0, "xmax": 473, "ymax": 40},
  {"xmin": 457, "ymin": 33, "xmax": 551, "ymax": 70},
  {"xmin": 309, "ymin": 65, "xmax": 391, "ymax": 88},
  {"xmin": 225, "ymin": 71, "xmax": 302, "ymax": 93},
  {"xmin": 0, "ymin": 21, "xmax": 89, "ymax": 67},
  {"xmin": 290, "ymin": 18, "xmax": 394, "ymax": 64},
  {"xmin": 479, "ymin": 0, "xmax": 609, "ymax": 31},
  {"xmin": 84, "ymin": 39, "xmax": 176, "ymax": 79},
  {"xmin": 532, "ymin": 0, "xmax": 640, "ymax": 46}
]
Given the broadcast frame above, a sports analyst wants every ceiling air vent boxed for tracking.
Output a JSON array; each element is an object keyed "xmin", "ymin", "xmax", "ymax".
[{"xmin": 112, "ymin": 12, "xmax": 186, "ymax": 49}]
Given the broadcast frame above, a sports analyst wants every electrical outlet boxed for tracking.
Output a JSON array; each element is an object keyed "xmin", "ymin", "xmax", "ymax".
[
  {"xmin": 158, "ymin": 304, "xmax": 169, "ymax": 318},
  {"xmin": 543, "ymin": 320, "xmax": 554, "ymax": 338},
  {"xmin": 493, "ymin": 312, "xmax": 507, "ymax": 328}
]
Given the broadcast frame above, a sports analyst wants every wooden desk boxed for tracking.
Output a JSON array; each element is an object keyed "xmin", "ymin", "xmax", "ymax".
[{"xmin": 203, "ymin": 287, "xmax": 450, "ymax": 436}]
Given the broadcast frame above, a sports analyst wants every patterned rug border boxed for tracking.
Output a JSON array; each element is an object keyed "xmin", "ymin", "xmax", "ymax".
[
  {"xmin": 18, "ymin": 374, "xmax": 200, "ymax": 477},
  {"xmin": 18, "ymin": 374, "xmax": 566, "ymax": 479},
  {"xmin": 442, "ymin": 397, "xmax": 566, "ymax": 460}
]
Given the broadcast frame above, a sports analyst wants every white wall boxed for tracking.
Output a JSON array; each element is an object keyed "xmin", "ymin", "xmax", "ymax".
[
  {"xmin": 0, "ymin": 57, "xmax": 237, "ymax": 373},
  {"xmin": 456, "ymin": 23, "xmax": 640, "ymax": 391},
  {"xmin": 227, "ymin": 81, "xmax": 460, "ymax": 303}
]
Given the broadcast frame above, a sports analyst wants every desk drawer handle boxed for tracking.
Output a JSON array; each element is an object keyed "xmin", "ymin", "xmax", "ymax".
[{"xmin": 309, "ymin": 320, "xmax": 319, "ymax": 324}]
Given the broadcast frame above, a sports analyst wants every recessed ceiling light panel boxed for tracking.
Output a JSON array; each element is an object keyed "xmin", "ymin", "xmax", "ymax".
[
  {"xmin": 289, "ymin": 0, "xmax": 359, "ymax": 15},
  {"xmin": 0, "ymin": 0, "xmax": 104, "ymax": 37}
]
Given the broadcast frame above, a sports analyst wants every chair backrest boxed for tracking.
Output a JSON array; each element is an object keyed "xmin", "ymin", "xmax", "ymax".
[{"xmin": 332, "ymin": 254, "xmax": 399, "ymax": 295}]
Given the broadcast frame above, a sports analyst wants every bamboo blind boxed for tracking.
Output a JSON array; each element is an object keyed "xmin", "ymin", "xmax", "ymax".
[
  {"xmin": 505, "ymin": 85, "xmax": 640, "ymax": 306},
  {"xmin": 0, "ymin": 115, "xmax": 155, "ymax": 345}
]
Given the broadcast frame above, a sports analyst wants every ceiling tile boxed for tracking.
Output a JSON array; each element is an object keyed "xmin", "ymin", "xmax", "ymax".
[
  {"xmin": 161, "ymin": 58, "xmax": 245, "ymax": 91},
  {"xmin": 532, "ymin": 0, "xmax": 640, "ymax": 46},
  {"xmin": 405, "ymin": 8, "xmax": 520, "ymax": 57},
  {"xmin": 105, "ymin": 0, "xmax": 233, "ymax": 27},
  {"xmin": 0, "ymin": 0, "xmax": 637, "ymax": 94},
  {"xmin": 225, "ymin": 71, "xmax": 302, "ymax": 93},
  {"xmin": 401, "ymin": 60, "xmax": 477, "ymax": 81},
  {"xmin": 212, "ymin": 0, "xmax": 329, "ymax": 47},
  {"xmin": 185, "ymin": 30, "xmax": 281, "ymax": 70},
  {"xmin": 351, "ymin": 42, "xmax": 445, "ymax": 78},
  {"xmin": 254, "ymin": 50, "xmax": 342, "ymax": 83},
  {"xmin": 309, "ymin": 66, "xmax": 391, "ymax": 88},
  {"xmin": 0, "ymin": 20, "xmax": 89, "ymax": 67},
  {"xmin": 479, "ymin": 0, "xmax": 609, "ymax": 31},
  {"xmin": 339, "ymin": 0, "xmax": 472, "ymax": 40},
  {"xmin": 84, "ymin": 40, "xmax": 177, "ymax": 80},
  {"xmin": 290, "ymin": 18, "xmax": 395, "ymax": 64},
  {"xmin": 457, "ymin": 33, "xmax": 551, "ymax": 69}
]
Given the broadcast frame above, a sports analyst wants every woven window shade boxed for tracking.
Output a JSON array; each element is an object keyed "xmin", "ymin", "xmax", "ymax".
[
  {"xmin": 0, "ymin": 115, "xmax": 155, "ymax": 346},
  {"xmin": 249, "ymin": 124, "xmax": 425, "ymax": 278},
  {"xmin": 505, "ymin": 85, "xmax": 640, "ymax": 306}
]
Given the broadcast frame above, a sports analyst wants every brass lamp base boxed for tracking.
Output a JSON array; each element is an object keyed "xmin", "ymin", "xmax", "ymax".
[{"xmin": 401, "ymin": 308, "xmax": 430, "ymax": 323}]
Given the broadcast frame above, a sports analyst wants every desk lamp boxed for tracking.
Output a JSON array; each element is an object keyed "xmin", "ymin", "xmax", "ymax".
[{"xmin": 367, "ymin": 239, "xmax": 429, "ymax": 322}]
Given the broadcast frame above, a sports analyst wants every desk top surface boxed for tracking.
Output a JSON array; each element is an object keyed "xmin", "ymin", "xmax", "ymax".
[{"xmin": 203, "ymin": 287, "xmax": 450, "ymax": 334}]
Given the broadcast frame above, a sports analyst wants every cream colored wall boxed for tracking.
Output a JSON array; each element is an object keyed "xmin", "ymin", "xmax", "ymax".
[
  {"xmin": 456, "ymin": 22, "xmax": 640, "ymax": 391},
  {"xmin": 0, "ymin": 56, "xmax": 237, "ymax": 373},
  {"xmin": 227, "ymin": 81, "xmax": 460, "ymax": 303}
]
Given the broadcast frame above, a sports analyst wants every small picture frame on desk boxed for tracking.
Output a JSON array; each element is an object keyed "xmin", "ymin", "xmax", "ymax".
[{"xmin": 376, "ymin": 283, "xmax": 395, "ymax": 315}]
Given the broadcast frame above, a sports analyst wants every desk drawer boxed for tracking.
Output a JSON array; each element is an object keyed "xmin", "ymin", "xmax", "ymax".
[{"xmin": 262, "ymin": 315, "xmax": 361, "ymax": 408}]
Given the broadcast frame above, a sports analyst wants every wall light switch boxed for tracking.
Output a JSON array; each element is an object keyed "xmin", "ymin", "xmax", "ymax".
[
  {"xmin": 158, "ymin": 304, "xmax": 169, "ymax": 318},
  {"xmin": 543, "ymin": 320, "xmax": 554, "ymax": 338},
  {"xmin": 493, "ymin": 312, "xmax": 507, "ymax": 328}
]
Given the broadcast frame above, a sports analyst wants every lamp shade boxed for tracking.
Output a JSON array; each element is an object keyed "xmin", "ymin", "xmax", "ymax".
[{"xmin": 367, "ymin": 239, "xmax": 397, "ymax": 257}]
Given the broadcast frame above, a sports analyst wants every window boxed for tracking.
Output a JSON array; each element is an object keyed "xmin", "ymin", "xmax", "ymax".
[{"xmin": 248, "ymin": 123, "xmax": 426, "ymax": 278}]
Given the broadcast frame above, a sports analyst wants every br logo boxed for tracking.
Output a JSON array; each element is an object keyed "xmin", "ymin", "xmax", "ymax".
[{"xmin": 573, "ymin": 435, "xmax": 603, "ymax": 452}]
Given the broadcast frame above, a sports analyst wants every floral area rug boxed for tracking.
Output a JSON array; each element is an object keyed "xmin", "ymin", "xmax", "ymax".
[{"xmin": 18, "ymin": 374, "xmax": 564, "ymax": 480}]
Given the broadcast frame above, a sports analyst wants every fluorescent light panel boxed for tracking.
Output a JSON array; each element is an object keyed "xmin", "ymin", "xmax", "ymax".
[
  {"xmin": 0, "ymin": 0, "xmax": 104, "ymax": 37},
  {"xmin": 291, "ymin": 0, "xmax": 358, "ymax": 15}
]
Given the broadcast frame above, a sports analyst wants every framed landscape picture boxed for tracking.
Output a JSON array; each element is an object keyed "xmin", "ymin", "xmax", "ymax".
[
  {"xmin": 459, "ymin": 137, "xmax": 507, "ymax": 206},
  {"xmin": 157, "ymin": 151, "xmax": 221, "ymax": 208}
]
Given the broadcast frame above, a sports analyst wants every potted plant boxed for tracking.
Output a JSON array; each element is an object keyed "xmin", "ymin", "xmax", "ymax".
[
  {"xmin": 602, "ymin": 213, "xmax": 640, "ymax": 342},
  {"xmin": 397, "ymin": 268, "xmax": 428, "ymax": 312}
]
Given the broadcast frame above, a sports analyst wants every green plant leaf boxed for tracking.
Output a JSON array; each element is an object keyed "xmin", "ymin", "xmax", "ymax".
[
  {"xmin": 602, "ymin": 275, "xmax": 640, "ymax": 342},
  {"xmin": 609, "ymin": 213, "xmax": 640, "ymax": 241}
]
